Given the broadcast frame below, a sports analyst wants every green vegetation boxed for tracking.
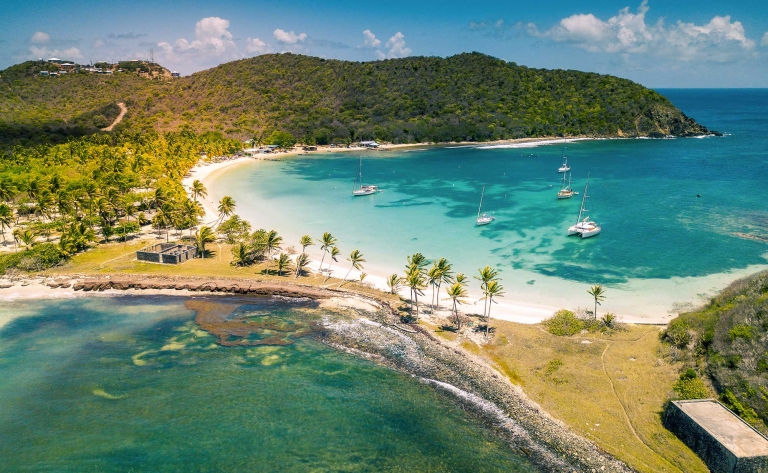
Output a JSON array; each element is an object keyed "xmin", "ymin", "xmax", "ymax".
[
  {"xmin": 1, "ymin": 53, "xmax": 711, "ymax": 149},
  {"xmin": 672, "ymin": 369, "xmax": 712, "ymax": 400},
  {"xmin": 0, "ymin": 130, "xmax": 242, "ymax": 274},
  {"xmin": 544, "ymin": 309, "xmax": 585, "ymax": 336},
  {"xmin": 662, "ymin": 270, "xmax": 768, "ymax": 433}
]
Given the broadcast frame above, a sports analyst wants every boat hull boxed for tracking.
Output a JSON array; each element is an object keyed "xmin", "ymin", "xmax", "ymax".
[
  {"xmin": 476, "ymin": 217, "xmax": 495, "ymax": 226},
  {"xmin": 581, "ymin": 227, "xmax": 601, "ymax": 238}
]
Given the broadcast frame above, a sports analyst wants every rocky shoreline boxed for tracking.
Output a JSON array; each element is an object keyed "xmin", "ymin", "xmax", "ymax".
[{"xmin": 3, "ymin": 274, "xmax": 633, "ymax": 472}]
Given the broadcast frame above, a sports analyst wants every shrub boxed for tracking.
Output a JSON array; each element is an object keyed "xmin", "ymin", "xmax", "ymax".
[
  {"xmin": 729, "ymin": 324, "xmax": 755, "ymax": 341},
  {"xmin": 662, "ymin": 318, "xmax": 692, "ymax": 349},
  {"xmin": 544, "ymin": 310, "xmax": 584, "ymax": 336},
  {"xmin": 672, "ymin": 370, "xmax": 710, "ymax": 399},
  {"xmin": 0, "ymin": 243, "xmax": 66, "ymax": 274},
  {"xmin": 719, "ymin": 389, "xmax": 760, "ymax": 425}
]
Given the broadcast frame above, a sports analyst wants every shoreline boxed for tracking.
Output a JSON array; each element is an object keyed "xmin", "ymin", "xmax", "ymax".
[{"xmin": 194, "ymin": 139, "xmax": 767, "ymax": 325}]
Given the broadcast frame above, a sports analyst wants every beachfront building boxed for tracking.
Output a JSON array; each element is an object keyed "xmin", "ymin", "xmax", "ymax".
[
  {"xmin": 664, "ymin": 399, "xmax": 768, "ymax": 472},
  {"xmin": 359, "ymin": 141, "xmax": 380, "ymax": 149},
  {"xmin": 136, "ymin": 243, "xmax": 197, "ymax": 264}
]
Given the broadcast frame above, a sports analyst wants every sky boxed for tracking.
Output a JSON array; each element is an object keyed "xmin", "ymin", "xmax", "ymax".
[{"xmin": 2, "ymin": 0, "xmax": 768, "ymax": 87}]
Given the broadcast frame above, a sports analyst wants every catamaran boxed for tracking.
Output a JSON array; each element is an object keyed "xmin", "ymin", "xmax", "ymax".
[
  {"xmin": 557, "ymin": 171, "xmax": 575, "ymax": 199},
  {"xmin": 568, "ymin": 175, "xmax": 600, "ymax": 238},
  {"xmin": 476, "ymin": 186, "xmax": 495, "ymax": 225},
  {"xmin": 352, "ymin": 156, "xmax": 379, "ymax": 196}
]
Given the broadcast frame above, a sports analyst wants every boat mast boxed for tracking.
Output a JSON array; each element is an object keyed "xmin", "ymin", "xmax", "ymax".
[
  {"xmin": 576, "ymin": 175, "xmax": 589, "ymax": 223},
  {"xmin": 477, "ymin": 186, "xmax": 485, "ymax": 219}
]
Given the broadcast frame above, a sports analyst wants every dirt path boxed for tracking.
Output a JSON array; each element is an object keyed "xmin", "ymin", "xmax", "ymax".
[{"xmin": 102, "ymin": 102, "xmax": 127, "ymax": 131}]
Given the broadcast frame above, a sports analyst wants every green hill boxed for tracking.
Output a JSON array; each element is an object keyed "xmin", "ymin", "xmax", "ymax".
[{"xmin": 0, "ymin": 53, "xmax": 711, "ymax": 147}]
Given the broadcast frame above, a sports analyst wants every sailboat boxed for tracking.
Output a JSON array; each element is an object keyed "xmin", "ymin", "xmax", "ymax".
[
  {"xmin": 352, "ymin": 156, "xmax": 379, "ymax": 196},
  {"xmin": 557, "ymin": 171, "xmax": 575, "ymax": 199},
  {"xmin": 567, "ymin": 175, "xmax": 600, "ymax": 238},
  {"xmin": 558, "ymin": 144, "xmax": 570, "ymax": 173},
  {"xmin": 476, "ymin": 186, "xmax": 495, "ymax": 225}
]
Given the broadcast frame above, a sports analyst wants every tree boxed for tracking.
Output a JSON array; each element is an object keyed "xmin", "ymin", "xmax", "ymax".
[
  {"xmin": 339, "ymin": 249, "xmax": 365, "ymax": 288},
  {"xmin": 264, "ymin": 230, "xmax": 282, "ymax": 262},
  {"xmin": 323, "ymin": 246, "xmax": 341, "ymax": 283},
  {"xmin": 276, "ymin": 253, "xmax": 291, "ymax": 276},
  {"xmin": 587, "ymin": 284, "xmax": 606, "ymax": 320},
  {"xmin": 404, "ymin": 265, "xmax": 427, "ymax": 319},
  {"xmin": 294, "ymin": 253, "xmax": 310, "ymax": 278},
  {"xmin": 484, "ymin": 281, "xmax": 505, "ymax": 337},
  {"xmin": 217, "ymin": 196, "xmax": 236, "ymax": 223},
  {"xmin": 267, "ymin": 131, "xmax": 297, "ymax": 149},
  {"xmin": 0, "ymin": 203, "xmax": 12, "ymax": 245},
  {"xmin": 475, "ymin": 266, "xmax": 499, "ymax": 320},
  {"xmin": 300, "ymin": 235, "xmax": 313, "ymax": 254},
  {"xmin": 387, "ymin": 274, "xmax": 402, "ymax": 294},
  {"xmin": 15, "ymin": 228, "xmax": 36, "ymax": 249},
  {"xmin": 445, "ymin": 282, "xmax": 468, "ymax": 329},
  {"xmin": 58, "ymin": 222, "xmax": 96, "ymax": 255},
  {"xmin": 195, "ymin": 226, "xmax": 217, "ymax": 258},
  {"xmin": 191, "ymin": 179, "xmax": 207, "ymax": 202},
  {"xmin": 318, "ymin": 232, "xmax": 337, "ymax": 271},
  {"xmin": 431, "ymin": 258, "xmax": 453, "ymax": 312},
  {"xmin": 231, "ymin": 242, "xmax": 252, "ymax": 266}
]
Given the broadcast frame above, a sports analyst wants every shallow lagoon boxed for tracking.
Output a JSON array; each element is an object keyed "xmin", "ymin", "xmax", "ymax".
[
  {"xmin": 0, "ymin": 296, "xmax": 535, "ymax": 472},
  {"xmin": 209, "ymin": 90, "xmax": 768, "ymax": 318}
]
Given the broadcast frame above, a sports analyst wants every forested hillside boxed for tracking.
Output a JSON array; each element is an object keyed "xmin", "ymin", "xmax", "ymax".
[{"xmin": 1, "ymin": 52, "xmax": 711, "ymax": 147}]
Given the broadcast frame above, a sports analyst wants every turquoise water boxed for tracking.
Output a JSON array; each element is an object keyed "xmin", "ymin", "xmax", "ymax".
[
  {"xmin": 209, "ymin": 90, "xmax": 768, "ymax": 317},
  {"xmin": 0, "ymin": 297, "xmax": 535, "ymax": 472}
]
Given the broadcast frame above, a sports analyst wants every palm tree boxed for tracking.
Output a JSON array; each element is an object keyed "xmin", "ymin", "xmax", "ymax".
[
  {"xmin": 181, "ymin": 199, "xmax": 204, "ymax": 237},
  {"xmin": 434, "ymin": 258, "xmax": 454, "ymax": 312},
  {"xmin": 404, "ymin": 265, "xmax": 427, "ymax": 319},
  {"xmin": 294, "ymin": 253, "xmax": 310, "ymax": 278},
  {"xmin": 318, "ymin": 232, "xmax": 337, "ymax": 271},
  {"xmin": 387, "ymin": 274, "xmax": 402, "ymax": 294},
  {"xmin": 195, "ymin": 226, "xmax": 217, "ymax": 258},
  {"xmin": 15, "ymin": 228, "xmax": 36, "ymax": 250},
  {"xmin": 276, "ymin": 253, "xmax": 291, "ymax": 276},
  {"xmin": 323, "ymin": 246, "xmax": 341, "ymax": 283},
  {"xmin": 445, "ymin": 282, "xmax": 467, "ymax": 329},
  {"xmin": 299, "ymin": 235, "xmax": 313, "ymax": 254},
  {"xmin": 0, "ymin": 203, "xmax": 12, "ymax": 245},
  {"xmin": 191, "ymin": 180, "xmax": 207, "ymax": 202},
  {"xmin": 231, "ymin": 242, "xmax": 251, "ymax": 266},
  {"xmin": 155, "ymin": 203, "xmax": 175, "ymax": 242},
  {"xmin": 34, "ymin": 190, "xmax": 54, "ymax": 222},
  {"xmin": 338, "ymin": 249, "xmax": 365, "ymax": 288},
  {"xmin": 427, "ymin": 263, "xmax": 441, "ymax": 311},
  {"xmin": 587, "ymin": 285, "xmax": 607, "ymax": 320},
  {"xmin": 475, "ymin": 266, "xmax": 499, "ymax": 320},
  {"xmin": 484, "ymin": 281, "xmax": 505, "ymax": 337},
  {"xmin": 59, "ymin": 222, "xmax": 96, "ymax": 255},
  {"xmin": 0, "ymin": 178, "xmax": 16, "ymax": 203},
  {"xmin": 217, "ymin": 196, "xmax": 236, "ymax": 223},
  {"xmin": 264, "ymin": 230, "xmax": 283, "ymax": 270}
]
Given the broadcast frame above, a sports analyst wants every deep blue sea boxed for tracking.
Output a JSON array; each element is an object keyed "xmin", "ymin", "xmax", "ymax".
[{"xmin": 209, "ymin": 89, "xmax": 768, "ymax": 319}]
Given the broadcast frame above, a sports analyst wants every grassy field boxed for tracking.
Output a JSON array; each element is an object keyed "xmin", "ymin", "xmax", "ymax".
[
  {"xmin": 457, "ymin": 322, "xmax": 708, "ymax": 473},
  {"xmin": 43, "ymin": 239, "xmax": 702, "ymax": 472},
  {"xmin": 45, "ymin": 239, "xmax": 396, "ymax": 301}
]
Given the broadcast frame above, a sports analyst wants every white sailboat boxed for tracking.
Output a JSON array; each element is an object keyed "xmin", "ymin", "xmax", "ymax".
[
  {"xmin": 352, "ymin": 156, "xmax": 379, "ymax": 196},
  {"xmin": 567, "ymin": 175, "xmax": 600, "ymax": 238},
  {"xmin": 476, "ymin": 186, "xmax": 495, "ymax": 225},
  {"xmin": 558, "ymin": 145, "xmax": 570, "ymax": 173},
  {"xmin": 557, "ymin": 171, "xmax": 575, "ymax": 199}
]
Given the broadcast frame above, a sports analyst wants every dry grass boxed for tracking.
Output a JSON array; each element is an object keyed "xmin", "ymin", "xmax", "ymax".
[
  {"xmin": 473, "ymin": 321, "xmax": 707, "ymax": 473},
  {"xmin": 44, "ymin": 240, "xmax": 398, "ymax": 302}
]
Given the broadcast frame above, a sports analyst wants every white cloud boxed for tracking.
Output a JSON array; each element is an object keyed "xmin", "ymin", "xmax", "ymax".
[
  {"xmin": 31, "ymin": 31, "xmax": 50, "ymax": 44},
  {"xmin": 360, "ymin": 30, "xmax": 381, "ymax": 48},
  {"xmin": 273, "ymin": 29, "xmax": 307, "ymax": 44},
  {"xmin": 762, "ymin": 32, "xmax": 768, "ymax": 47},
  {"xmin": 383, "ymin": 32, "xmax": 411, "ymax": 58},
  {"xmin": 29, "ymin": 46, "xmax": 83, "ymax": 60},
  {"xmin": 527, "ymin": 1, "xmax": 756, "ymax": 62},
  {"xmin": 246, "ymin": 37, "xmax": 270, "ymax": 54},
  {"xmin": 156, "ymin": 16, "xmax": 239, "ymax": 67},
  {"xmin": 92, "ymin": 38, "xmax": 105, "ymax": 49}
]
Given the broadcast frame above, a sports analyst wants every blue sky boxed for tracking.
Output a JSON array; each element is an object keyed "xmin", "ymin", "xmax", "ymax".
[{"xmin": 2, "ymin": 0, "xmax": 768, "ymax": 87}]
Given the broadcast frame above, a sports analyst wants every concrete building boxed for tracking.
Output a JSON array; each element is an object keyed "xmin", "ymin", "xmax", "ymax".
[
  {"xmin": 136, "ymin": 243, "xmax": 197, "ymax": 264},
  {"xmin": 664, "ymin": 399, "xmax": 768, "ymax": 473}
]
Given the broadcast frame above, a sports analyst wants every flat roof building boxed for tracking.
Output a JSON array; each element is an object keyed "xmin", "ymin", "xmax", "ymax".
[{"xmin": 664, "ymin": 399, "xmax": 768, "ymax": 473}]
